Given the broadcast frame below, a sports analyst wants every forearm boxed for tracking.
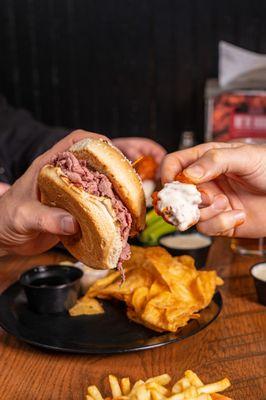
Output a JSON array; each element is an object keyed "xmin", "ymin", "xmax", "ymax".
[{"xmin": 0, "ymin": 96, "xmax": 70, "ymax": 183}]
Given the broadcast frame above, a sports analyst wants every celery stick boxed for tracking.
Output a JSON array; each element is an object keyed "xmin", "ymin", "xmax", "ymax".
[
  {"xmin": 148, "ymin": 222, "xmax": 176, "ymax": 243},
  {"xmin": 140, "ymin": 218, "xmax": 165, "ymax": 242},
  {"xmin": 146, "ymin": 208, "xmax": 161, "ymax": 226},
  {"xmin": 140, "ymin": 218, "xmax": 176, "ymax": 244}
]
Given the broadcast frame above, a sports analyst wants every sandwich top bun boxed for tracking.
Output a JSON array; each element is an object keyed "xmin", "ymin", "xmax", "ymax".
[
  {"xmin": 70, "ymin": 138, "xmax": 145, "ymax": 235},
  {"xmin": 38, "ymin": 138, "xmax": 146, "ymax": 270}
]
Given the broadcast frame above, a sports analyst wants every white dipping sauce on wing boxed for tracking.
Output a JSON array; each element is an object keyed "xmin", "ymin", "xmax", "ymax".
[
  {"xmin": 160, "ymin": 233, "xmax": 211, "ymax": 249},
  {"xmin": 142, "ymin": 180, "xmax": 156, "ymax": 207},
  {"xmin": 251, "ymin": 263, "xmax": 266, "ymax": 282},
  {"xmin": 157, "ymin": 181, "xmax": 202, "ymax": 231}
]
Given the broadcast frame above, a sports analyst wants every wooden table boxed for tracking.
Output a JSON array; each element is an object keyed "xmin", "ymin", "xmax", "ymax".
[{"xmin": 0, "ymin": 239, "xmax": 265, "ymax": 400}]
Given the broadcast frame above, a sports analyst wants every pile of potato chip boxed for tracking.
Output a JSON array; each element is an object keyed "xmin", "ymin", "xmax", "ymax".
[
  {"xmin": 81, "ymin": 246, "xmax": 223, "ymax": 332},
  {"xmin": 86, "ymin": 371, "xmax": 232, "ymax": 400}
]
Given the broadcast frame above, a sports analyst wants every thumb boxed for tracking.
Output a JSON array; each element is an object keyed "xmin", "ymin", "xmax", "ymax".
[
  {"xmin": 22, "ymin": 202, "xmax": 78, "ymax": 235},
  {"xmin": 183, "ymin": 145, "xmax": 250, "ymax": 184},
  {"xmin": 0, "ymin": 183, "xmax": 11, "ymax": 196}
]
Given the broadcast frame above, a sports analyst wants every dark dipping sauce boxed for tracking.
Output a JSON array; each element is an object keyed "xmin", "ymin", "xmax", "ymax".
[
  {"xmin": 31, "ymin": 276, "xmax": 72, "ymax": 287},
  {"xmin": 20, "ymin": 265, "xmax": 83, "ymax": 314}
]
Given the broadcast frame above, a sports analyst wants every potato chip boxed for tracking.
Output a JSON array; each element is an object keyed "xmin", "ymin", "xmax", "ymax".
[
  {"xmin": 192, "ymin": 272, "xmax": 218, "ymax": 309},
  {"xmin": 176, "ymin": 255, "xmax": 195, "ymax": 269},
  {"xmin": 83, "ymin": 245, "xmax": 223, "ymax": 332},
  {"xmin": 124, "ymin": 246, "xmax": 147, "ymax": 267},
  {"xmin": 216, "ymin": 277, "xmax": 224, "ymax": 286},
  {"xmin": 127, "ymin": 308, "xmax": 164, "ymax": 333},
  {"xmin": 131, "ymin": 287, "xmax": 149, "ymax": 314},
  {"xmin": 148, "ymin": 281, "xmax": 168, "ymax": 300},
  {"xmin": 69, "ymin": 298, "xmax": 104, "ymax": 316}
]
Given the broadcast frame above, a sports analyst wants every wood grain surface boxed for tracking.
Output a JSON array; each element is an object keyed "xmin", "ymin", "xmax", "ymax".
[{"xmin": 0, "ymin": 239, "xmax": 265, "ymax": 400}]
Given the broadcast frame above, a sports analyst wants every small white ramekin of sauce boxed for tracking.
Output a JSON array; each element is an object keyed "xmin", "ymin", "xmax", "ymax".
[
  {"xmin": 250, "ymin": 262, "xmax": 266, "ymax": 306},
  {"xmin": 74, "ymin": 262, "xmax": 109, "ymax": 293},
  {"xmin": 159, "ymin": 232, "xmax": 212, "ymax": 269},
  {"xmin": 59, "ymin": 261, "xmax": 109, "ymax": 293}
]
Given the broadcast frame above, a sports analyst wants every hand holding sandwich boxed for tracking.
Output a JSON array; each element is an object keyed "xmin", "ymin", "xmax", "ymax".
[
  {"xmin": 161, "ymin": 142, "xmax": 266, "ymax": 238},
  {"xmin": 0, "ymin": 130, "xmax": 107, "ymax": 256}
]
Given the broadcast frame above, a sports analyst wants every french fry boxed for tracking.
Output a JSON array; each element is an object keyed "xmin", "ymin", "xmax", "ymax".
[
  {"xmin": 109, "ymin": 375, "xmax": 122, "ymax": 398},
  {"xmin": 86, "ymin": 396, "xmax": 95, "ymax": 400},
  {"xmin": 146, "ymin": 374, "xmax": 171, "ymax": 386},
  {"xmin": 135, "ymin": 384, "xmax": 150, "ymax": 400},
  {"xmin": 85, "ymin": 371, "xmax": 231, "ymax": 400},
  {"xmin": 87, "ymin": 386, "xmax": 104, "ymax": 400},
  {"xmin": 183, "ymin": 386, "xmax": 197, "ymax": 398},
  {"xmin": 184, "ymin": 370, "xmax": 203, "ymax": 388},
  {"xmin": 150, "ymin": 389, "xmax": 165, "ymax": 400},
  {"xmin": 172, "ymin": 377, "xmax": 190, "ymax": 394},
  {"xmin": 167, "ymin": 393, "xmax": 185, "ymax": 400},
  {"xmin": 115, "ymin": 397, "xmax": 129, "ymax": 400},
  {"xmin": 121, "ymin": 378, "xmax": 131, "ymax": 395},
  {"xmin": 132, "ymin": 380, "xmax": 145, "ymax": 389},
  {"xmin": 211, "ymin": 394, "xmax": 233, "ymax": 400},
  {"xmin": 129, "ymin": 380, "xmax": 145, "ymax": 396},
  {"xmin": 198, "ymin": 379, "xmax": 231, "ymax": 395},
  {"xmin": 171, "ymin": 381, "xmax": 182, "ymax": 394},
  {"xmin": 146, "ymin": 382, "xmax": 169, "ymax": 396},
  {"xmin": 169, "ymin": 391, "xmax": 210, "ymax": 400},
  {"xmin": 179, "ymin": 378, "xmax": 190, "ymax": 391}
]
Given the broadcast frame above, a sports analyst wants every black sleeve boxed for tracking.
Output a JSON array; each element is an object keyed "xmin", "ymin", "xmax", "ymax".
[{"xmin": 0, "ymin": 96, "xmax": 71, "ymax": 184}]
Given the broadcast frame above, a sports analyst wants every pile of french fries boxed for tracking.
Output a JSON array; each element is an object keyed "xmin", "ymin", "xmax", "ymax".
[{"xmin": 86, "ymin": 371, "xmax": 232, "ymax": 400}]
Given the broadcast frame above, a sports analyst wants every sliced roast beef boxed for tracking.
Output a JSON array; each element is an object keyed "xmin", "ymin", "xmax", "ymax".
[{"xmin": 52, "ymin": 152, "xmax": 132, "ymax": 269}]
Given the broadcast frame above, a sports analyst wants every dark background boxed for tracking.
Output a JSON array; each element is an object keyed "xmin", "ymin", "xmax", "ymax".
[{"xmin": 1, "ymin": 0, "xmax": 266, "ymax": 151}]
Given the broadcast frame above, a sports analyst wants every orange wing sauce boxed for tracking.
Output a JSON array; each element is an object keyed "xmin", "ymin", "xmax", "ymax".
[
  {"xmin": 151, "ymin": 191, "xmax": 173, "ymax": 225},
  {"xmin": 174, "ymin": 172, "xmax": 194, "ymax": 184},
  {"xmin": 134, "ymin": 155, "xmax": 158, "ymax": 181}
]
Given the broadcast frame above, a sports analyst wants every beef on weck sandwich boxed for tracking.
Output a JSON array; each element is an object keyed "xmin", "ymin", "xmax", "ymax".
[{"xmin": 38, "ymin": 138, "xmax": 146, "ymax": 273}]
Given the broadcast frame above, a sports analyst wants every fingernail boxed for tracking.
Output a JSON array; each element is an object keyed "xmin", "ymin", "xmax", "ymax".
[
  {"xmin": 213, "ymin": 195, "xmax": 228, "ymax": 210},
  {"xmin": 61, "ymin": 216, "xmax": 77, "ymax": 234},
  {"xmin": 199, "ymin": 190, "xmax": 211, "ymax": 207},
  {"xmin": 233, "ymin": 211, "xmax": 246, "ymax": 225},
  {"xmin": 184, "ymin": 165, "xmax": 205, "ymax": 179}
]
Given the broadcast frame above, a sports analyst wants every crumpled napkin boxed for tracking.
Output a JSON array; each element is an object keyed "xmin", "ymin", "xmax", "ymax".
[{"xmin": 219, "ymin": 41, "xmax": 266, "ymax": 88}]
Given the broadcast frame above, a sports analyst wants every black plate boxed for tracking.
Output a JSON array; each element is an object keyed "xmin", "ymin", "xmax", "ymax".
[{"xmin": 0, "ymin": 282, "xmax": 222, "ymax": 354}]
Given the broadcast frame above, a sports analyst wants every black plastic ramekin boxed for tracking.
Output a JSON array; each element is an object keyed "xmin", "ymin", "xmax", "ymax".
[{"xmin": 20, "ymin": 265, "xmax": 83, "ymax": 314}]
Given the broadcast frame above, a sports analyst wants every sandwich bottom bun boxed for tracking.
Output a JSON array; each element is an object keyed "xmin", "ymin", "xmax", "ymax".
[{"xmin": 38, "ymin": 166, "xmax": 123, "ymax": 270}]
